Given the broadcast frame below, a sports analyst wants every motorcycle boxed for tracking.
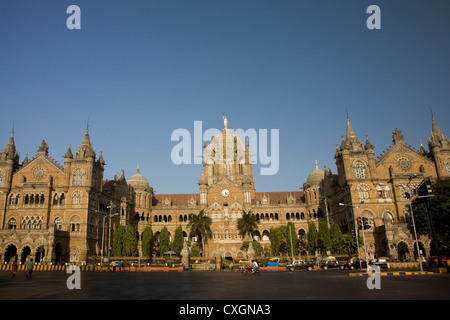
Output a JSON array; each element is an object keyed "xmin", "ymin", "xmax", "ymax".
[{"xmin": 242, "ymin": 266, "xmax": 261, "ymax": 275}]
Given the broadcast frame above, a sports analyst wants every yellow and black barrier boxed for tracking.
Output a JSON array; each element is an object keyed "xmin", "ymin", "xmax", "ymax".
[{"xmin": 0, "ymin": 264, "xmax": 98, "ymax": 271}]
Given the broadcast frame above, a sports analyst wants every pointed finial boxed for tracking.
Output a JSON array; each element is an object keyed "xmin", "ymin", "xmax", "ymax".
[
  {"xmin": 315, "ymin": 160, "xmax": 318, "ymax": 169},
  {"xmin": 137, "ymin": 165, "xmax": 140, "ymax": 174}
]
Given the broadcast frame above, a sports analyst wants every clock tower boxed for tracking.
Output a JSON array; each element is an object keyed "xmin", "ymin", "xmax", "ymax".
[{"xmin": 198, "ymin": 116, "xmax": 256, "ymax": 258}]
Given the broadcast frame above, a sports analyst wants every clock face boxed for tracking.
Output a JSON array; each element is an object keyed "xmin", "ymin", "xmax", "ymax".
[{"xmin": 221, "ymin": 188, "xmax": 230, "ymax": 197}]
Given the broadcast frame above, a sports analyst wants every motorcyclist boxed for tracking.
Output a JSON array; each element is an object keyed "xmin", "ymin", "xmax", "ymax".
[{"xmin": 251, "ymin": 260, "xmax": 259, "ymax": 273}]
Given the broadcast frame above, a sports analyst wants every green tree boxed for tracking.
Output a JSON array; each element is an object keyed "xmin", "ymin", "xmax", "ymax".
[
  {"xmin": 159, "ymin": 226, "xmax": 171, "ymax": 256},
  {"xmin": 269, "ymin": 227, "xmax": 283, "ymax": 256},
  {"xmin": 427, "ymin": 178, "xmax": 450, "ymax": 254},
  {"xmin": 285, "ymin": 222, "xmax": 298, "ymax": 257},
  {"xmin": 329, "ymin": 224, "xmax": 345, "ymax": 254},
  {"xmin": 240, "ymin": 241, "xmax": 264, "ymax": 257},
  {"xmin": 410, "ymin": 178, "xmax": 450, "ymax": 256},
  {"xmin": 237, "ymin": 210, "xmax": 259, "ymax": 241},
  {"xmin": 141, "ymin": 227, "xmax": 154, "ymax": 258},
  {"xmin": 318, "ymin": 221, "xmax": 331, "ymax": 254},
  {"xmin": 190, "ymin": 245, "xmax": 201, "ymax": 257},
  {"xmin": 172, "ymin": 226, "xmax": 184, "ymax": 256},
  {"xmin": 188, "ymin": 209, "xmax": 212, "ymax": 257},
  {"xmin": 123, "ymin": 225, "xmax": 138, "ymax": 256},
  {"xmin": 112, "ymin": 225, "xmax": 125, "ymax": 256},
  {"xmin": 341, "ymin": 234, "xmax": 358, "ymax": 257},
  {"xmin": 307, "ymin": 222, "xmax": 318, "ymax": 255}
]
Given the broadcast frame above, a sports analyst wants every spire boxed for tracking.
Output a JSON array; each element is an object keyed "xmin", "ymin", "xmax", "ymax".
[
  {"xmin": 341, "ymin": 118, "xmax": 364, "ymax": 152},
  {"xmin": 97, "ymin": 151, "xmax": 105, "ymax": 166},
  {"xmin": 37, "ymin": 140, "xmax": 49, "ymax": 156},
  {"xmin": 76, "ymin": 127, "xmax": 96, "ymax": 159},
  {"xmin": 81, "ymin": 127, "xmax": 92, "ymax": 148},
  {"xmin": 429, "ymin": 116, "xmax": 450, "ymax": 149},
  {"xmin": 3, "ymin": 131, "xmax": 18, "ymax": 161},
  {"xmin": 65, "ymin": 143, "xmax": 73, "ymax": 159},
  {"xmin": 431, "ymin": 116, "xmax": 445, "ymax": 141},
  {"xmin": 345, "ymin": 118, "xmax": 357, "ymax": 142},
  {"xmin": 364, "ymin": 133, "xmax": 374, "ymax": 151}
]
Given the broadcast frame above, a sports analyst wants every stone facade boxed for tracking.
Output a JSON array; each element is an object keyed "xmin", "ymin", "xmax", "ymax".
[{"xmin": 0, "ymin": 116, "xmax": 448, "ymax": 264}]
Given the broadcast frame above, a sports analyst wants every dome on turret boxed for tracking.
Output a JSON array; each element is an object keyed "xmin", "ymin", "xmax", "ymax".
[
  {"xmin": 128, "ymin": 166, "xmax": 150, "ymax": 190},
  {"xmin": 306, "ymin": 160, "xmax": 324, "ymax": 186}
]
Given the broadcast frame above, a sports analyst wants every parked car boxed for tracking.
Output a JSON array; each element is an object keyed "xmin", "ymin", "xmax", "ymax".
[
  {"xmin": 320, "ymin": 257, "xmax": 345, "ymax": 270},
  {"xmin": 371, "ymin": 257, "xmax": 391, "ymax": 268},
  {"xmin": 345, "ymin": 258, "xmax": 367, "ymax": 270},
  {"xmin": 285, "ymin": 259, "xmax": 314, "ymax": 271}
]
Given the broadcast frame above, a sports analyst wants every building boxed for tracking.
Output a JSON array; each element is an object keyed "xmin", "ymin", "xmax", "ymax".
[
  {"xmin": 0, "ymin": 116, "xmax": 448, "ymax": 264},
  {"xmin": 327, "ymin": 117, "xmax": 450, "ymax": 260}
]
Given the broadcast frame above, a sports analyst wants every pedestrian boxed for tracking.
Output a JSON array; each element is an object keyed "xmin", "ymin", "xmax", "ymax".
[
  {"xmin": 26, "ymin": 259, "xmax": 34, "ymax": 279},
  {"xmin": 11, "ymin": 259, "xmax": 18, "ymax": 280}
]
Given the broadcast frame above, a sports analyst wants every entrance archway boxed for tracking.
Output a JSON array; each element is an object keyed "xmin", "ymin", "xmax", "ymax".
[
  {"xmin": 35, "ymin": 246, "xmax": 45, "ymax": 263},
  {"xmin": 397, "ymin": 241, "xmax": 410, "ymax": 260},
  {"xmin": 4, "ymin": 244, "xmax": 17, "ymax": 263},
  {"xmin": 55, "ymin": 243, "xmax": 63, "ymax": 264},
  {"xmin": 414, "ymin": 241, "xmax": 426, "ymax": 260},
  {"xmin": 21, "ymin": 246, "xmax": 31, "ymax": 264},
  {"xmin": 224, "ymin": 252, "xmax": 233, "ymax": 262}
]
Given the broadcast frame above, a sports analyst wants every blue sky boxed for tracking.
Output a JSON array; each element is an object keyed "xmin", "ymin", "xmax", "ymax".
[{"xmin": 0, "ymin": 0, "xmax": 449, "ymax": 194}]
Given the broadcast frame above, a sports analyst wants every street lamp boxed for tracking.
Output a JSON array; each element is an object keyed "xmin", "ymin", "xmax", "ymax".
[
  {"xmin": 339, "ymin": 202, "xmax": 369, "ymax": 270},
  {"xmin": 107, "ymin": 202, "xmax": 120, "ymax": 259},
  {"xmin": 101, "ymin": 212, "xmax": 119, "ymax": 266},
  {"xmin": 399, "ymin": 174, "xmax": 424, "ymax": 272}
]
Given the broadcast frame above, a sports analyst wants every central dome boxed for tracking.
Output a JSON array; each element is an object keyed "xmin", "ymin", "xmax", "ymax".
[
  {"xmin": 203, "ymin": 116, "xmax": 246, "ymax": 165},
  {"xmin": 306, "ymin": 160, "xmax": 324, "ymax": 186},
  {"xmin": 128, "ymin": 166, "xmax": 150, "ymax": 189}
]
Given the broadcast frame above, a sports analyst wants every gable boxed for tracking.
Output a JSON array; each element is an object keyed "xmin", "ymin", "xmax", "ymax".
[
  {"xmin": 375, "ymin": 143, "xmax": 435, "ymax": 178},
  {"xmin": 12, "ymin": 155, "xmax": 65, "ymax": 186}
]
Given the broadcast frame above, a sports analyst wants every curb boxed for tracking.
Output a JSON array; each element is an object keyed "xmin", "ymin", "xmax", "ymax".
[{"xmin": 349, "ymin": 271, "xmax": 434, "ymax": 276}]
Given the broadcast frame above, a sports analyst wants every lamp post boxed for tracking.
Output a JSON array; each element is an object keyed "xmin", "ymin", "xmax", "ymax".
[
  {"xmin": 404, "ymin": 175, "xmax": 424, "ymax": 272},
  {"xmin": 101, "ymin": 214, "xmax": 106, "ymax": 266},
  {"xmin": 339, "ymin": 202, "xmax": 368, "ymax": 270},
  {"xmin": 107, "ymin": 202, "xmax": 120, "ymax": 259}
]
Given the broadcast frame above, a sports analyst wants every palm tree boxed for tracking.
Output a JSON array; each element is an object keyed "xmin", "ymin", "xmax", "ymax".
[
  {"xmin": 237, "ymin": 210, "xmax": 259, "ymax": 241},
  {"xmin": 187, "ymin": 209, "xmax": 212, "ymax": 258}
]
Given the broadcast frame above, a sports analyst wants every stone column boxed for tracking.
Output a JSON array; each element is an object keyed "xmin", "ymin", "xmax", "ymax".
[{"xmin": 181, "ymin": 240, "xmax": 190, "ymax": 270}]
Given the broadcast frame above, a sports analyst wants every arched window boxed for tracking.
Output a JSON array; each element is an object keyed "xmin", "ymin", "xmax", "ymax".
[
  {"xmin": 8, "ymin": 218, "xmax": 17, "ymax": 229},
  {"xmin": 72, "ymin": 168, "xmax": 85, "ymax": 186},
  {"xmin": 357, "ymin": 184, "xmax": 370, "ymax": 201},
  {"xmin": 55, "ymin": 217, "xmax": 63, "ymax": 230},
  {"xmin": 92, "ymin": 171, "xmax": 99, "ymax": 189},
  {"xmin": 69, "ymin": 215, "xmax": 81, "ymax": 232},
  {"xmin": 353, "ymin": 160, "xmax": 366, "ymax": 179},
  {"xmin": 72, "ymin": 192, "xmax": 82, "ymax": 205},
  {"xmin": 445, "ymin": 158, "xmax": 450, "ymax": 175}
]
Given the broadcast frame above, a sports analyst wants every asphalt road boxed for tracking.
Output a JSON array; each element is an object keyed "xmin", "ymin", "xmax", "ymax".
[{"xmin": 0, "ymin": 269, "xmax": 448, "ymax": 301}]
